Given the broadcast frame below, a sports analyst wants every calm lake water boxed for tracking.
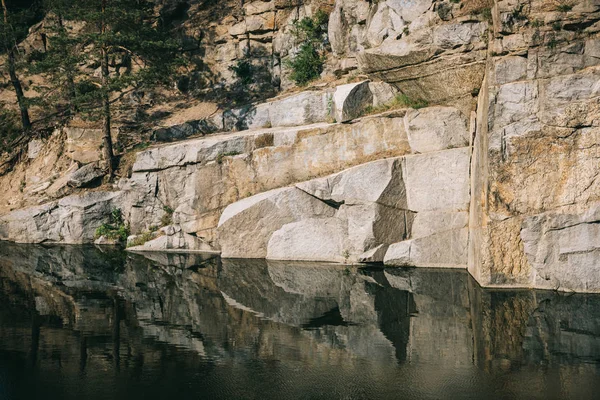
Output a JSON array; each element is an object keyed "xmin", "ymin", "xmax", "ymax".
[{"xmin": 0, "ymin": 243, "xmax": 599, "ymax": 400}]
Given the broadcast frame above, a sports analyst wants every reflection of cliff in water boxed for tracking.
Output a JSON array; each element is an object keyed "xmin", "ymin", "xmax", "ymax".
[{"xmin": 1, "ymin": 243, "xmax": 600, "ymax": 398}]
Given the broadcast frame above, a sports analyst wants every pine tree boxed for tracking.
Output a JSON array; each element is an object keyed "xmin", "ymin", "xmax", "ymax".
[
  {"xmin": 1, "ymin": 0, "xmax": 32, "ymax": 131},
  {"xmin": 29, "ymin": 0, "xmax": 80, "ymax": 115},
  {"xmin": 47, "ymin": 0, "xmax": 183, "ymax": 177}
]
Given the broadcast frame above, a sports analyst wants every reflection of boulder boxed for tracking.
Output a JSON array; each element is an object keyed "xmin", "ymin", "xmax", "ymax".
[
  {"xmin": 385, "ymin": 268, "xmax": 474, "ymax": 365},
  {"xmin": 2, "ymin": 242, "xmax": 600, "ymax": 385}
]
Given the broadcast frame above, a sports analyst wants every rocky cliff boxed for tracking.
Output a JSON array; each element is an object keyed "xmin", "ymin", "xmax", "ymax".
[{"xmin": 1, "ymin": 0, "xmax": 599, "ymax": 293}]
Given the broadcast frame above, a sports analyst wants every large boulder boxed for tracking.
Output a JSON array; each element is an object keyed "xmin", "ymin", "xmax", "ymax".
[
  {"xmin": 382, "ymin": 148, "xmax": 471, "ymax": 267},
  {"xmin": 333, "ymin": 81, "xmax": 373, "ymax": 122},
  {"xmin": 403, "ymin": 147, "xmax": 471, "ymax": 212},
  {"xmin": 68, "ymin": 163, "xmax": 105, "ymax": 188},
  {"xmin": 267, "ymin": 217, "xmax": 347, "ymax": 262},
  {"xmin": 219, "ymin": 141, "xmax": 471, "ymax": 265},
  {"xmin": 127, "ymin": 225, "xmax": 215, "ymax": 253},
  {"xmin": 220, "ymin": 157, "xmax": 413, "ymax": 262},
  {"xmin": 217, "ymin": 187, "xmax": 337, "ymax": 258},
  {"xmin": 0, "ymin": 191, "xmax": 121, "ymax": 244}
]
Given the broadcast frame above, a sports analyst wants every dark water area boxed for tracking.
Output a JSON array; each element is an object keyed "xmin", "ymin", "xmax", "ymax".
[{"xmin": 0, "ymin": 243, "xmax": 599, "ymax": 400}]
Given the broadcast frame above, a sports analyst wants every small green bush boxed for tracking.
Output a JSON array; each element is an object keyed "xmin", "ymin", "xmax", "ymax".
[
  {"xmin": 286, "ymin": 43, "xmax": 325, "ymax": 86},
  {"xmin": 291, "ymin": 9, "xmax": 329, "ymax": 42},
  {"xmin": 395, "ymin": 93, "xmax": 429, "ymax": 109},
  {"xmin": 361, "ymin": 92, "xmax": 429, "ymax": 117},
  {"xmin": 161, "ymin": 205, "xmax": 174, "ymax": 226},
  {"xmin": 287, "ymin": 10, "xmax": 329, "ymax": 86},
  {"xmin": 127, "ymin": 231, "xmax": 156, "ymax": 248},
  {"xmin": 95, "ymin": 208, "xmax": 130, "ymax": 243}
]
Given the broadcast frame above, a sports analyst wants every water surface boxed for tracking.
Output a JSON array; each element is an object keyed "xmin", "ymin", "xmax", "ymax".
[{"xmin": 0, "ymin": 243, "xmax": 599, "ymax": 399}]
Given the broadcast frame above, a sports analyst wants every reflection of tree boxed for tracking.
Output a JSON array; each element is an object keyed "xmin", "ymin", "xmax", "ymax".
[{"xmin": 1, "ymin": 241, "xmax": 600, "ymax": 393}]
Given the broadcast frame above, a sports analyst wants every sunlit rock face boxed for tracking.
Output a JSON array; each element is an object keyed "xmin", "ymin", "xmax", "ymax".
[
  {"xmin": 1, "ymin": 242, "xmax": 600, "ymax": 397},
  {"xmin": 468, "ymin": 1, "xmax": 600, "ymax": 293},
  {"xmin": 120, "ymin": 111, "xmax": 412, "ymax": 250},
  {"xmin": 1, "ymin": 0, "xmax": 599, "ymax": 293},
  {"xmin": 0, "ymin": 192, "xmax": 122, "ymax": 244},
  {"xmin": 330, "ymin": 0, "xmax": 488, "ymax": 114}
]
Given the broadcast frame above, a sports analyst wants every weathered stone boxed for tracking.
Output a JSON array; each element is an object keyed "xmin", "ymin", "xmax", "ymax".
[
  {"xmin": 384, "ymin": 228, "xmax": 469, "ymax": 268},
  {"xmin": 296, "ymin": 156, "xmax": 406, "ymax": 208},
  {"xmin": 68, "ymin": 163, "xmax": 105, "ymax": 188},
  {"xmin": 520, "ymin": 204, "xmax": 600, "ymax": 292},
  {"xmin": 64, "ymin": 127, "xmax": 105, "ymax": 164},
  {"xmin": 152, "ymin": 115, "xmax": 223, "ymax": 142},
  {"xmin": 46, "ymin": 163, "xmax": 79, "ymax": 198},
  {"xmin": 244, "ymin": 1, "xmax": 273, "ymax": 15},
  {"xmin": 0, "ymin": 191, "xmax": 121, "ymax": 244},
  {"xmin": 333, "ymin": 81, "xmax": 373, "ymax": 122},
  {"xmin": 432, "ymin": 22, "xmax": 487, "ymax": 49},
  {"xmin": 411, "ymin": 210, "xmax": 469, "ymax": 239},
  {"xmin": 217, "ymin": 187, "xmax": 337, "ymax": 258},
  {"xmin": 267, "ymin": 217, "xmax": 347, "ymax": 262},
  {"xmin": 358, "ymin": 243, "xmax": 389, "ymax": 263},
  {"xmin": 94, "ymin": 235, "xmax": 120, "ymax": 246},
  {"xmin": 269, "ymin": 91, "xmax": 332, "ymax": 127},
  {"xmin": 128, "ymin": 228, "xmax": 214, "ymax": 252},
  {"xmin": 369, "ymin": 81, "xmax": 398, "ymax": 107},
  {"xmin": 224, "ymin": 103, "xmax": 271, "ymax": 131},
  {"xmin": 403, "ymin": 147, "xmax": 471, "ymax": 212},
  {"xmin": 27, "ymin": 139, "xmax": 44, "ymax": 159},
  {"xmin": 404, "ymin": 107, "xmax": 469, "ymax": 153}
]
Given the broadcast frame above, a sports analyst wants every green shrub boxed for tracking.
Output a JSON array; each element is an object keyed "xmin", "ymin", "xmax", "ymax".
[
  {"xmin": 287, "ymin": 10, "xmax": 329, "ymax": 86},
  {"xmin": 95, "ymin": 208, "xmax": 129, "ymax": 243},
  {"xmin": 161, "ymin": 205, "xmax": 174, "ymax": 226},
  {"xmin": 127, "ymin": 231, "xmax": 156, "ymax": 248},
  {"xmin": 291, "ymin": 9, "xmax": 329, "ymax": 42},
  {"xmin": 286, "ymin": 43, "xmax": 325, "ymax": 86},
  {"xmin": 361, "ymin": 92, "xmax": 429, "ymax": 117},
  {"xmin": 395, "ymin": 93, "xmax": 429, "ymax": 109}
]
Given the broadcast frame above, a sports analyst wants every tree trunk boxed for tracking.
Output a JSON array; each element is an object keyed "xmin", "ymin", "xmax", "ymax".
[
  {"xmin": 7, "ymin": 50, "xmax": 31, "ymax": 130},
  {"xmin": 101, "ymin": 45, "xmax": 115, "ymax": 177},
  {"xmin": 101, "ymin": 0, "xmax": 115, "ymax": 177},
  {"xmin": 2, "ymin": 0, "xmax": 31, "ymax": 131}
]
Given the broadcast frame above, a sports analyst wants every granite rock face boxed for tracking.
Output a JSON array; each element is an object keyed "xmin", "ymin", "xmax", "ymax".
[
  {"xmin": 1, "ymin": 0, "xmax": 600, "ymax": 293},
  {"xmin": 218, "ymin": 187, "xmax": 337, "ymax": 258},
  {"xmin": 0, "ymin": 192, "xmax": 121, "ymax": 244},
  {"xmin": 330, "ymin": 0, "xmax": 488, "ymax": 113},
  {"xmin": 68, "ymin": 163, "xmax": 105, "ymax": 188},
  {"xmin": 220, "ymin": 136, "xmax": 471, "ymax": 264},
  {"xmin": 467, "ymin": 0, "xmax": 600, "ymax": 293},
  {"xmin": 121, "ymin": 111, "xmax": 411, "ymax": 249}
]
